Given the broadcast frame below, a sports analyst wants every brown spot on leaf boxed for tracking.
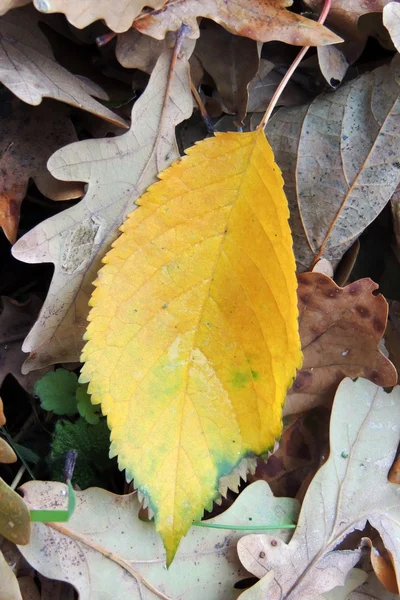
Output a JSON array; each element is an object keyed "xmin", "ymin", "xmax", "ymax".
[
  {"xmin": 356, "ymin": 305, "xmax": 370, "ymax": 318},
  {"xmin": 373, "ymin": 316, "xmax": 384, "ymax": 333},
  {"xmin": 292, "ymin": 370, "xmax": 313, "ymax": 392}
]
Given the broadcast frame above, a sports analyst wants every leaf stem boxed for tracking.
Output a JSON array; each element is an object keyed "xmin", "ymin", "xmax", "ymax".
[
  {"xmin": 257, "ymin": 0, "xmax": 333, "ymax": 130},
  {"xmin": 192, "ymin": 522, "xmax": 296, "ymax": 531}
]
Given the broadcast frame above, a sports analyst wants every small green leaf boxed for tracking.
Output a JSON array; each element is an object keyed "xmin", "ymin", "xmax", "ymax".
[
  {"xmin": 34, "ymin": 369, "xmax": 79, "ymax": 416},
  {"xmin": 76, "ymin": 384, "xmax": 101, "ymax": 425}
]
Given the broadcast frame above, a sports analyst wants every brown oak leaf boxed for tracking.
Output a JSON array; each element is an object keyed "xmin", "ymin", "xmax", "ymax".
[
  {"xmin": 284, "ymin": 273, "xmax": 397, "ymax": 415},
  {"xmin": 0, "ymin": 92, "xmax": 84, "ymax": 244}
]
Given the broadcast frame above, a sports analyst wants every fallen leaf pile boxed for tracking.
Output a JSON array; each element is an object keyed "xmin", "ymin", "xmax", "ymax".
[{"xmin": 2, "ymin": 0, "xmax": 400, "ymax": 598}]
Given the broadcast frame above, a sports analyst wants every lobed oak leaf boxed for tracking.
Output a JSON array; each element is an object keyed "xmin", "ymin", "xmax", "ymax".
[
  {"xmin": 80, "ymin": 126, "xmax": 302, "ymax": 562},
  {"xmin": 133, "ymin": 0, "xmax": 343, "ymax": 46},
  {"xmin": 194, "ymin": 20, "xmax": 259, "ymax": 126},
  {"xmin": 0, "ymin": 7, "xmax": 127, "ymax": 128},
  {"xmin": 284, "ymin": 273, "xmax": 397, "ymax": 415},
  {"xmin": 0, "ymin": 93, "xmax": 83, "ymax": 244},
  {"xmin": 12, "ymin": 45, "xmax": 193, "ymax": 372},
  {"xmin": 266, "ymin": 57, "xmax": 400, "ymax": 271},
  {"xmin": 238, "ymin": 378, "xmax": 400, "ymax": 599},
  {"xmin": 18, "ymin": 480, "xmax": 299, "ymax": 599},
  {"xmin": 33, "ymin": 0, "xmax": 166, "ymax": 34},
  {"xmin": 116, "ymin": 29, "xmax": 164, "ymax": 74}
]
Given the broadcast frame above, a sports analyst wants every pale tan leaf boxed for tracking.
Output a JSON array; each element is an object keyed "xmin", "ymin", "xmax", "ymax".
[
  {"xmin": 317, "ymin": 45, "xmax": 348, "ymax": 87},
  {"xmin": 0, "ymin": 551, "xmax": 22, "ymax": 600},
  {"xmin": 0, "ymin": 7, "xmax": 127, "ymax": 128},
  {"xmin": 348, "ymin": 573, "xmax": 399, "ymax": 600},
  {"xmin": 0, "ymin": 93, "xmax": 84, "ymax": 244},
  {"xmin": 194, "ymin": 20, "xmax": 259, "ymax": 125},
  {"xmin": 18, "ymin": 480, "xmax": 298, "ymax": 599},
  {"xmin": 33, "ymin": 0, "xmax": 166, "ymax": 33},
  {"xmin": 266, "ymin": 58, "xmax": 400, "ymax": 271},
  {"xmin": 0, "ymin": 0, "xmax": 29, "ymax": 15},
  {"xmin": 133, "ymin": 0, "xmax": 343, "ymax": 45},
  {"xmin": 238, "ymin": 378, "xmax": 400, "ymax": 599},
  {"xmin": 383, "ymin": 2, "xmax": 400, "ymax": 52},
  {"xmin": 12, "ymin": 46, "xmax": 193, "ymax": 372},
  {"xmin": 116, "ymin": 29, "xmax": 164, "ymax": 73}
]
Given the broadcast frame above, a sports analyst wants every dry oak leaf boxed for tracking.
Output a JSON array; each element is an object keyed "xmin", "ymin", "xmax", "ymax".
[
  {"xmin": 0, "ymin": 396, "xmax": 5, "ymax": 426},
  {"xmin": 0, "ymin": 551, "xmax": 22, "ymax": 600},
  {"xmin": 238, "ymin": 378, "xmax": 400, "ymax": 600},
  {"xmin": 194, "ymin": 20, "xmax": 259, "ymax": 126},
  {"xmin": 384, "ymin": 2, "xmax": 400, "ymax": 51},
  {"xmin": 0, "ymin": 93, "xmax": 84, "ymax": 244},
  {"xmin": 0, "ymin": 296, "xmax": 50, "ymax": 392},
  {"xmin": 116, "ymin": 29, "xmax": 164, "ymax": 73},
  {"xmin": 18, "ymin": 480, "xmax": 298, "ymax": 600},
  {"xmin": 284, "ymin": 273, "xmax": 397, "ymax": 415},
  {"xmin": 304, "ymin": 0, "xmax": 394, "ymax": 39},
  {"xmin": 247, "ymin": 59, "xmax": 309, "ymax": 113},
  {"xmin": 80, "ymin": 126, "xmax": 302, "ymax": 563},
  {"xmin": 266, "ymin": 57, "xmax": 400, "ymax": 271},
  {"xmin": 12, "ymin": 46, "xmax": 193, "ymax": 372},
  {"xmin": 0, "ymin": 7, "xmax": 127, "ymax": 128},
  {"xmin": 33, "ymin": 0, "xmax": 166, "ymax": 33},
  {"xmin": 0, "ymin": 0, "xmax": 29, "ymax": 15},
  {"xmin": 133, "ymin": 0, "xmax": 343, "ymax": 46}
]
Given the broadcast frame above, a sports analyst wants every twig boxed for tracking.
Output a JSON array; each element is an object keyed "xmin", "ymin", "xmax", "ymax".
[
  {"xmin": 10, "ymin": 465, "xmax": 25, "ymax": 490},
  {"xmin": 190, "ymin": 81, "xmax": 214, "ymax": 133},
  {"xmin": 257, "ymin": 0, "xmax": 333, "ymax": 130}
]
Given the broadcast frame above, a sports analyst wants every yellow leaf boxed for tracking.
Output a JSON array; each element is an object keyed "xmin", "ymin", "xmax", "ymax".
[{"xmin": 81, "ymin": 128, "xmax": 302, "ymax": 564}]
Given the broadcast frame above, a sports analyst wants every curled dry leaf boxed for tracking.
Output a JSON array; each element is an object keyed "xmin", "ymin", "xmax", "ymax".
[
  {"xmin": 0, "ymin": 296, "xmax": 50, "ymax": 392},
  {"xmin": 0, "ymin": 438, "xmax": 17, "ymax": 463},
  {"xmin": 238, "ymin": 378, "xmax": 400, "ymax": 600},
  {"xmin": 284, "ymin": 273, "xmax": 397, "ymax": 415},
  {"xmin": 0, "ymin": 396, "xmax": 5, "ymax": 426},
  {"xmin": 18, "ymin": 480, "xmax": 299, "ymax": 600},
  {"xmin": 0, "ymin": 93, "xmax": 84, "ymax": 244},
  {"xmin": 194, "ymin": 20, "xmax": 259, "ymax": 125},
  {"xmin": 317, "ymin": 45, "xmax": 348, "ymax": 88},
  {"xmin": 133, "ymin": 0, "xmax": 343, "ymax": 46},
  {"xmin": 12, "ymin": 46, "xmax": 193, "ymax": 372},
  {"xmin": 383, "ymin": 2, "xmax": 400, "ymax": 52},
  {"xmin": 0, "ymin": 7, "xmax": 127, "ymax": 128},
  {"xmin": 362, "ymin": 538, "xmax": 399, "ymax": 595},
  {"xmin": 349, "ymin": 573, "xmax": 400, "ymax": 600},
  {"xmin": 266, "ymin": 57, "xmax": 400, "ymax": 271},
  {"xmin": 33, "ymin": 0, "xmax": 166, "ymax": 33}
]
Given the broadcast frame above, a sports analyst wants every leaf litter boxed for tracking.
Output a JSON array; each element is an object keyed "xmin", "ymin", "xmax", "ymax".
[{"xmin": 2, "ymin": 0, "xmax": 400, "ymax": 598}]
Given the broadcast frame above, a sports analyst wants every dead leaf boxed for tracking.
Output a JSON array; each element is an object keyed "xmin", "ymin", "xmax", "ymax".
[
  {"xmin": 0, "ymin": 551, "xmax": 22, "ymax": 600},
  {"xmin": 305, "ymin": 0, "xmax": 392, "ymax": 40},
  {"xmin": 0, "ymin": 296, "xmax": 49, "ymax": 391},
  {"xmin": 248, "ymin": 408, "xmax": 330, "ymax": 499},
  {"xmin": 194, "ymin": 20, "xmax": 259, "ymax": 125},
  {"xmin": 0, "ymin": 439, "xmax": 17, "ymax": 463},
  {"xmin": 0, "ymin": 93, "xmax": 84, "ymax": 244},
  {"xmin": 349, "ymin": 572, "xmax": 399, "ymax": 600},
  {"xmin": 284, "ymin": 273, "xmax": 397, "ymax": 415},
  {"xmin": 116, "ymin": 29, "xmax": 164, "ymax": 73},
  {"xmin": 0, "ymin": 7, "xmax": 127, "ymax": 128},
  {"xmin": 266, "ymin": 57, "xmax": 400, "ymax": 271},
  {"xmin": 383, "ymin": 2, "xmax": 400, "ymax": 51},
  {"xmin": 363, "ymin": 538, "xmax": 399, "ymax": 595},
  {"xmin": 0, "ymin": 0, "xmax": 29, "ymax": 14},
  {"xmin": 0, "ymin": 397, "xmax": 5, "ymax": 426},
  {"xmin": 317, "ymin": 45, "xmax": 348, "ymax": 87},
  {"xmin": 18, "ymin": 480, "xmax": 299, "ymax": 599},
  {"xmin": 133, "ymin": 0, "xmax": 343, "ymax": 46},
  {"xmin": 12, "ymin": 45, "xmax": 193, "ymax": 372},
  {"xmin": 33, "ymin": 0, "xmax": 166, "ymax": 33},
  {"xmin": 247, "ymin": 59, "xmax": 309, "ymax": 113},
  {"xmin": 238, "ymin": 378, "xmax": 400, "ymax": 599},
  {"xmin": 0, "ymin": 479, "xmax": 30, "ymax": 545}
]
